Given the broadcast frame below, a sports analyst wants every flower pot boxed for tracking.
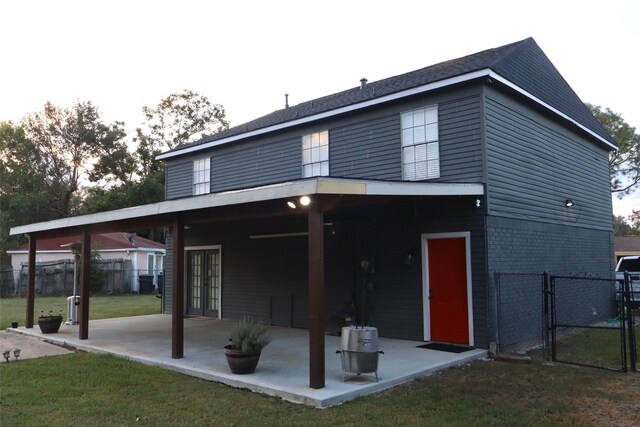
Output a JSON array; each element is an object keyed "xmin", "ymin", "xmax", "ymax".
[
  {"xmin": 38, "ymin": 316, "xmax": 63, "ymax": 334},
  {"xmin": 224, "ymin": 345, "xmax": 262, "ymax": 374}
]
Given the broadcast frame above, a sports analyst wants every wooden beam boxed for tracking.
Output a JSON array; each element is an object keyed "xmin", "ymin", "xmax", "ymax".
[
  {"xmin": 79, "ymin": 229, "xmax": 91, "ymax": 340},
  {"xmin": 308, "ymin": 207, "xmax": 325, "ymax": 389},
  {"xmin": 172, "ymin": 215, "xmax": 185, "ymax": 359},
  {"xmin": 26, "ymin": 235, "xmax": 36, "ymax": 328}
]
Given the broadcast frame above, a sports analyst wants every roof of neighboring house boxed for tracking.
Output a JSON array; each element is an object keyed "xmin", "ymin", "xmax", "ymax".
[
  {"xmin": 7, "ymin": 232, "xmax": 165, "ymax": 253},
  {"xmin": 158, "ymin": 37, "xmax": 613, "ymax": 160},
  {"xmin": 615, "ymin": 236, "xmax": 640, "ymax": 253}
]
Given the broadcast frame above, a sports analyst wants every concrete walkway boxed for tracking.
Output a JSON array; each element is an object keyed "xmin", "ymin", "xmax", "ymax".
[{"xmin": 11, "ymin": 315, "xmax": 486, "ymax": 407}]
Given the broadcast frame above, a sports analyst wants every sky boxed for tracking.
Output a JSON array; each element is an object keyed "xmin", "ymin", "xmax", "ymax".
[{"xmin": 1, "ymin": 0, "xmax": 639, "ymax": 217}]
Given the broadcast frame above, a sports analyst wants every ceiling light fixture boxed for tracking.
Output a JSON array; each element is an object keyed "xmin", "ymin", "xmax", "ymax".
[
  {"xmin": 287, "ymin": 201, "xmax": 297, "ymax": 209},
  {"xmin": 300, "ymin": 196, "xmax": 311, "ymax": 206}
]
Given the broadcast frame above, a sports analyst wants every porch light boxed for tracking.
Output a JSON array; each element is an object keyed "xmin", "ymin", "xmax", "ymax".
[
  {"xmin": 300, "ymin": 196, "xmax": 311, "ymax": 206},
  {"xmin": 287, "ymin": 201, "xmax": 297, "ymax": 209},
  {"xmin": 565, "ymin": 199, "xmax": 575, "ymax": 207}
]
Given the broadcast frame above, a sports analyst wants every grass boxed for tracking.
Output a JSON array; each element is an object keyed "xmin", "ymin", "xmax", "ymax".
[
  {"xmin": 0, "ymin": 295, "xmax": 162, "ymax": 330},
  {"xmin": 1, "ymin": 298, "xmax": 638, "ymax": 425},
  {"xmin": 1, "ymin": 351, "xmax": 638, "ymax": 426}
]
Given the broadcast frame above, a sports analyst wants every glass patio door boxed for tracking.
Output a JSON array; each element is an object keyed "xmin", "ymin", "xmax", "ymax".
[{"xmin": 187, "ymin": 249, "xmax": 220, "ymax": 317}]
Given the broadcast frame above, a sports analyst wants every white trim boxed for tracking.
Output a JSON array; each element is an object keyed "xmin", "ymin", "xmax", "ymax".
[
  {"xmin": 6, "ymin": 247, "xmax": 166, "ymax": 255},
  {"xmin": 421, "ymin": 232, "xmax": 474, "ymax": 346},
  {"xmin": 155, "ymin": 70, "xmax": 491, "ymax": 160},
  {"xmin": 10, "ymin": 178, "xmax": 484, "ymax": 236},
  {"xmin": 156, "ymin": 68, "xmax": 614, "ymax": 161},
  {"xmin": 486, "ymin": 71, "xmax": 615, "ymax": 150},
  {"xmin": 185, "ymin": 245, "xmax": 222, "ymax": 319}
]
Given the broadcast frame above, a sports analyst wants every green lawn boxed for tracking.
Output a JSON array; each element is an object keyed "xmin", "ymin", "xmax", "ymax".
[
  {"xmin": 1, "ymin": 297, "xmax": 638, "ymax": 425},
  {"xmin": 1, "ymin": 351, "xmax": 638, "ymax": 426},
  {"xmin": 0, "ymin": 295, "xmax": 162, "ymax": 330}
]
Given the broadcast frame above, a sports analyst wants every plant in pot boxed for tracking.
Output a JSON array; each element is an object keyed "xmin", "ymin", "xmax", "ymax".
[
  {"xmin": 38, "ymin": 310, "xmax": 63, "ymax": 334},
  {"xmin": 224, "ymin": 317, "xmax": 271, "ymax": 374}
]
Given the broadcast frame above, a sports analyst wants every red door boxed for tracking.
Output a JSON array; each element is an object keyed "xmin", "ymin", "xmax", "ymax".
[{"xmin": 427, "ymin": 237, "xmax": 470, "ymax": 344}]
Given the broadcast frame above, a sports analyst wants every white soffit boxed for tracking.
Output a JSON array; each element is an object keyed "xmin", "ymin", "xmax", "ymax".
[{"xmin": 10, "ymin": 178, "xmax": 484, "ymax": 236}]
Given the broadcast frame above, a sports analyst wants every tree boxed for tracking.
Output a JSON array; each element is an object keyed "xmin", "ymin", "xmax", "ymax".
[
  {"xmin": 0, "ymin": 122, "xmax": 51, "ymax": 264},
  {"xmin": 613, "ymin": 215, "xmax": 634, "ymax": 236},
  {"xmin": 140, "ymin": 89, "xmax": 229, "ymax": 152},
  {"xmin": 587, "ymin": 103, "xmax": 640, "ymax": 197},
  {"xmin": 21, "ymin": 101, "xmax": 127, "ymax": 216}
]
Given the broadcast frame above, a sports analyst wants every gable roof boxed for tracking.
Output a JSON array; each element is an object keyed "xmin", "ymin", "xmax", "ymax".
[
  {"xmin": 7, "ymin": 232, "xmax": 165, "ymax": 253},
  {"xmin": 157, "ymin": 37, "xmax": 615, "ymax": 161}
]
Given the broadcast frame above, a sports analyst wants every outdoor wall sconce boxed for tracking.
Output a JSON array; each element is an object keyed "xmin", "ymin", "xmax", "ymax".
[
  {"xmin": 404, "ymin": 248, "xmax": 418, "ymax": 266},
  {"xmin": 286, "ymin": 196, "xmax": 312, "ymax": 209},
  {"xmin": 565, "ymin": 199, "xmax": 575, "ymax": 207}
]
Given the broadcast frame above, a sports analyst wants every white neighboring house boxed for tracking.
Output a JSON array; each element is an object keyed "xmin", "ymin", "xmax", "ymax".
[{"xmin": 7, "ymin": 232, "xmax": 166, "ymax": 292}]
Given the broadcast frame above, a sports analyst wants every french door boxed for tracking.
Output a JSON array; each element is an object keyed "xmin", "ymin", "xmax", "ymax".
[{"xmin": 187, "ymin": 248, "xmax": 221, "ymax": 317}]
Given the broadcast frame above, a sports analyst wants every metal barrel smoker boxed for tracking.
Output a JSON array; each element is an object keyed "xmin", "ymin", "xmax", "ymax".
[{"xmin": 336, "ymin": 325, "xmax": 384, "ymax": 382}]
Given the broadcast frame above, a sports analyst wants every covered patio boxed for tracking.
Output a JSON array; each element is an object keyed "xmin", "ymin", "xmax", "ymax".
[
  {"xmin": 10, "ymin": 177, "xmax": 485, "ymax": 393},
  {"xmin": 14, "ymin": 315, "xmax": 487, "ymax": 407}
]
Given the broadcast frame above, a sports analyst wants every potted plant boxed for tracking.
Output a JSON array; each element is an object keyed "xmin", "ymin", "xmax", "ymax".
[
  {"xmin": 224, "ymin": 317, "xmax": 271, "ymax": 374},
  {"xmin": 38, "ymin": 310, "xmax": 63, "ymax": 334}
]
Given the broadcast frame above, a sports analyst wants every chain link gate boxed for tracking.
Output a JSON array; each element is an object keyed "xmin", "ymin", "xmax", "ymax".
[{"xmin": 545, "ymin": 272, "xmax": 637, "ymax": 372}]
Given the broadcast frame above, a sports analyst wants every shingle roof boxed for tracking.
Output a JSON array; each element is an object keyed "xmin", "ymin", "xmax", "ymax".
[
  {"xmin": 165, "ymin": 37, "xmax": 613, "ymax": 156},
  {"xmin": 8, "ymin": 232, "xmax": 165, "ymax": 252},
  {"xmin": 615, "ymin": 236, "xmax": 640, "ymax": 252}
]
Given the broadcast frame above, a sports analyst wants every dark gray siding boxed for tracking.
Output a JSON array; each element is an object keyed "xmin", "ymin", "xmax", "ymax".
[
  {"xmin": 484, "ymin": 86, "xmax": 612, "ymax": 230},
  {"xmin": 165, "ymin": 154, "xmax": 213, "ymax": 200},
  {"xmin": 211, "ymin": 135, "xmax": 301, "ymax": 193},
  {"xmin": 162, "ymin": 198, "xmax": 489, "ymax": 347},
  {"xmin": 486, "ymin": 215, "xmax": 615, "ymax": 352},
  {"xmin": 163, "ymin": 86, "xmax": 484, "ymax": 198}
]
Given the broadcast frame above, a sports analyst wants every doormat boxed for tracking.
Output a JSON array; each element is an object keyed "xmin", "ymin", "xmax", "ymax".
[{"xmin": 417, "ymin": 343, "xmax": 474, "ymax": 353}]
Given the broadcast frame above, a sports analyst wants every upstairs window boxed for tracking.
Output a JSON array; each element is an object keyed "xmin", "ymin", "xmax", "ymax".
[
  {"xmin": 302, "ymin": 130, "xmax": 329, "ymax": 177},
  {"xmin": 193, "ymin": 158, "xmax": 211, "ymax": 195},
  {"xmin": 401, "ymin": 105, "xmax": 439, "ymax": 180}
]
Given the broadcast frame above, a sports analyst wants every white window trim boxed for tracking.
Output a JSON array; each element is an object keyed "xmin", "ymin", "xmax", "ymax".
[
  {"xmin": 301, "ymin": 130, "xmax": 329, "ymax": 178},
  {"xmin": 401, "ymin": 105, "xmax": 440, "ymax": 181},
  {"xmin": 192, "ymin": 157, "xmax": 211, "ymax": 195}
]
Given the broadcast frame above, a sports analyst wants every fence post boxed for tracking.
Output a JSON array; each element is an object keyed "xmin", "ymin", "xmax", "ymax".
[
  {"xmin": 625, "ymin": 272, "xmax": 636, "ymax": 372},
  {"xmin": 542, "ymin": 272, "xmax": 550, "ymax": 361}
]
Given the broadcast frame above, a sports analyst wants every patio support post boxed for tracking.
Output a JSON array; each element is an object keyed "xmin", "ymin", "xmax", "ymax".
[
  {"xmin": 172, "ymin": 215, "xmax": 185, "ymax": 359},
  {"xmin": 308, "ymin": 206, "xmax": 325, "ymax": 389},
  {"xmin": 79, "ymin": 229, "xmax": 91, "ymax": 340},
  {"xmin": 26, "ymin": 234, "xmax": 36, "ymax": 328}
]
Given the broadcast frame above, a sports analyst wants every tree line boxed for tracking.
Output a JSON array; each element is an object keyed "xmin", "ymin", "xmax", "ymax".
[{"xmin": 0, "ymin": 90, "xmax": 229, "ymax": 264}]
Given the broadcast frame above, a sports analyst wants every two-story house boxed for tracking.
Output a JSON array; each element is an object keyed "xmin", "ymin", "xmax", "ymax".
[{"xmin": 11, "ymin": 37, "xmax": 615, "ymax": 389}]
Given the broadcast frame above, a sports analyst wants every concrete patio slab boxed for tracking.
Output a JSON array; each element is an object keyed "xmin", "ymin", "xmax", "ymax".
[{"xmin": 11, "ymin": 315, "xmax": 487, "ymax": 407}]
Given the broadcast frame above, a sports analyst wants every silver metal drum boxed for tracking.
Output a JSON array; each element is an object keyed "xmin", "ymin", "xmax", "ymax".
[{"xmin": 337, "ymin": 326, "xmax": 383, "ymax": 381}]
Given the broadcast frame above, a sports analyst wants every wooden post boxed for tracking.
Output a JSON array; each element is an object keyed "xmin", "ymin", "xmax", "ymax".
[
  {"xmin": 172, "ymin": 215, "xmax": 185, "ymax": 359},
  {"xmin": 308, "ymin": 207, "xmax": 325, "ymax": 389},
  {"xmin": 79, "ymin": 229, "xmax": 91, "ymax": 340},
  {"xmin": 26, "ymin": 235, "xmax": 36, "ymax": 328}
]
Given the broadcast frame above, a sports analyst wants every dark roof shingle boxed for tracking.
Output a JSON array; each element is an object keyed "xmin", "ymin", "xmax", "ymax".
[{"xmin": 166, "ymin": 38, "xmax": 613, "ymax": 156}]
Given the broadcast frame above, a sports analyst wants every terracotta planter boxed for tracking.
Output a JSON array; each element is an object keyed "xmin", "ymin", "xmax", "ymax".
[
  {"xmin": 224, "ymin": 345, "xmax": 262, "ymax": 374},
  {"xmin": 38, "ymin": 316, "xmax": 63, "ymax": 334}
]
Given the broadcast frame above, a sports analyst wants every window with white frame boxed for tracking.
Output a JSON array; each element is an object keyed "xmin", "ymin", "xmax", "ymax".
[
  {"xmin": 302, "ymin": 130, "xmax": 329, "ymax": 177},
  {"xmin": 193, "ymin": 158, "xmax": 211, "ymax": 195},
  {"xmin": 401, "ymin": 105, "xmax": 440, "ymax": 180}
]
